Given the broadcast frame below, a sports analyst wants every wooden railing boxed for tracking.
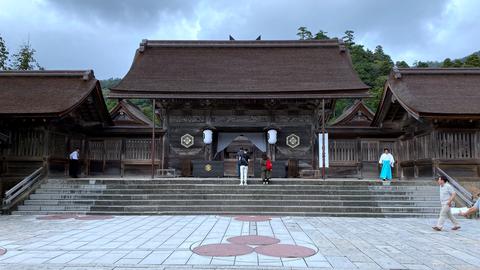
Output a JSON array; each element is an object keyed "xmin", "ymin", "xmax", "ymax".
[
  {"xmin": 435, "ymin": 167, "xmax": 474, "ymax": 207},
  {"xmin": 2, "ymin": 166, "xmax": 46, "ymax": 211}
]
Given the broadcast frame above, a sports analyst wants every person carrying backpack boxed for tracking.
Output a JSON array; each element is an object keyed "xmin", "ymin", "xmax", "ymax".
[
  {"xmin": 261, "ymin": 154, "xmax": 272, "ymax": 184},
  {"xmin": 239, "ymin": 149, "xmax": 249, "ymax": 186}
]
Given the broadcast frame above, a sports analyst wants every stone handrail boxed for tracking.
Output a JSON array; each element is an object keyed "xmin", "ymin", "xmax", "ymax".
[{"xmin": 435, "ymin": 167, "xmax": 474, "ymax": 207}]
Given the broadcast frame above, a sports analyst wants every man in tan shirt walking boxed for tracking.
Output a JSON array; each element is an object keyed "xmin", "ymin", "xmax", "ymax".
[{"xmin": 432, "ymin": 176, "xmax": 460, "ymax": 231}]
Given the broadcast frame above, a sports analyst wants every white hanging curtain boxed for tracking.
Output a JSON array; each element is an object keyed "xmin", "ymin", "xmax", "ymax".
[
  {"xmin": 243, "ymin": 133, "xmax": 267, "ymax": 152},
  {"xmin": 215, "ymin": 132, "xmax": 267, "ymax": 156}
]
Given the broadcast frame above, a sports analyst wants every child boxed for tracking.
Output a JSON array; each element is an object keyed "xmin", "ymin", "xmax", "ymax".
[{"xmin": 261, "ymin": 154, "xmax": 272, "ymax": 184}]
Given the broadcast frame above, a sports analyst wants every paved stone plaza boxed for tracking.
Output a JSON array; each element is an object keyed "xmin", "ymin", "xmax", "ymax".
[{"xmin": 0, "ymin": 215, "xmax": 479, "ymax": 270}]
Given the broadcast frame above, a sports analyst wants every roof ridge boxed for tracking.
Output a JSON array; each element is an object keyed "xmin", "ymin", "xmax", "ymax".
[
  {"xmin": 395, "ymin": 68, "xmax": 480, "ymax": 76},
  {"xmin": 0, "ymin": 70, "xmax": 95, "ymax": 80},
  {"xmin": 139, "ymin": 39, "xmax": 341, "ymax": 51}
]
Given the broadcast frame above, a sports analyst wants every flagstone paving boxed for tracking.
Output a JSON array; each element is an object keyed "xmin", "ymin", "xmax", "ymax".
[{"xmin": 0, "ymin": 215, "xmax": 479, "ymax": 269}]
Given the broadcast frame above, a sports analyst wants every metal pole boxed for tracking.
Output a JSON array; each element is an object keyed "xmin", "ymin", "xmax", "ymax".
[
  {"xmin": 151, "ymin": 99, "xmax": 156, "ymax": 179},
  {"xmin": 321, "ymin": 99, "xmax": 326, "ymax": 180}
]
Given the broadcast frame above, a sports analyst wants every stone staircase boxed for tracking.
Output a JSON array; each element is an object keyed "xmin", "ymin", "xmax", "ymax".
[{"xmin": 12, "ymin": 177, "xmax": 441, "ymax": 217}]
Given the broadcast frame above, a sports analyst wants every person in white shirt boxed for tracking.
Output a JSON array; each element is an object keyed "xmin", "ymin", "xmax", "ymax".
[
  {"xmin": 378, "ymin": 148, "xmax": 395, "ymax": 181},
  {"xmin": 432, "ymin": 176, "xmax": 460, "ymax": 231},
  {"xmin": 69, "ymin": 148, "xmax": 80, "ymax": 178},
  {"xmin": 239, "ymin": 149, "xmax": 249, "ymax": 186}
]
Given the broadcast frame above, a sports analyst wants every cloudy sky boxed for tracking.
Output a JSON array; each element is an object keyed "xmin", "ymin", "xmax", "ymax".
[{"xmin": 0, "ymin": 0, "xmax": 479, "ymax": 79}]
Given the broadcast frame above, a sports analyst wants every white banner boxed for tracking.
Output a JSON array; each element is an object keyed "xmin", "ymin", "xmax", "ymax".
[{"xmin": 318, "ymin": 133, "xmax": 329, "ymax": 168}]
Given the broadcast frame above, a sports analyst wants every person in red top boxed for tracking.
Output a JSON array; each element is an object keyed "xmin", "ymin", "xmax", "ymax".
[{"xmin": 261, "ymin": 154, "xmax": 272, "ymax": 184}]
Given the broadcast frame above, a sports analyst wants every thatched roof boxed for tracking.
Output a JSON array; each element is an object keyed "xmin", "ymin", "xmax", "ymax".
[
  {"xmin": 374, "ymin": 68, "xmax": 480, "ymax": 124},
  {"xmin": 110, "ymin": 39, "xmax": 370, "ymax": 99},
  {"xmin": 0, "ymin": 70, "xmax": 111, "ymax": 123}
]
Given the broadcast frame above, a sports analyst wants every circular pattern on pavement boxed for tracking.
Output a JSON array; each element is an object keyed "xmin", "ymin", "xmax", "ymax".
[
  {"xmin": 36, "ymin": 215, "xmax": 77, "ymax": 220},
  {"xmin": 227, "ymin": 235, "xmax": 281, "ymax": 246},
  {"xmin": 192, "ymin": 243, "xmax": 254, "ymax": 257},
  {"xmin": 0, "ymin": 247, "xmax": 6, "ymax": 256},
  {"xmin": 74, "ymin": 215, "xmax": 114, "ymax": 220},
  {"xmin": 234, "ymin": 215, "xmax": 272, "ymax": 222},
  {"xmin": 254, "ymin": 244, "xmax": 316, "ymax": 258}
]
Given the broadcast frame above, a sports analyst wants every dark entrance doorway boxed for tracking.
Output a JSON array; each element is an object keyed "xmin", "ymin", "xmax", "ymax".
[{"xmin": 223, "ymin": 136, "xmax": 263, "ymax": 177}]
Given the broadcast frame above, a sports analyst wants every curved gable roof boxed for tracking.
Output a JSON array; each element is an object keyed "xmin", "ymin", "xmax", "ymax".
[
  {"xmin": 110, "ymin": 39, "xmax": 370, "ymax": 99},
  {"xmin": 373, "ymin": 68, "xmax": 480, "ymax": 124},
  {"xmin": 389, "ymin": 68, "xmax": 480, "ymax": 116},
  {"xmin": 0, "ymin": 70, "xmax": 111, "ymax": 122},
  {"xmin": 330, "ymin": 100, "xmax": 374, "ymax": 127},
  {"xmin": 110, "ymin": 99, "xmax": 153, "ymax": 126}
]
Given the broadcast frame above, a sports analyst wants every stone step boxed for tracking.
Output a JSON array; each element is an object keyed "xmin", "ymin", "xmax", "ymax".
[
  {"xmin": 16, "ymin": 177, "xmax": 441, "ymax": 217},
  {"xmin": 39, "ymin": 183, "xmax": 438, "ymax": 191},
  {"xmin": 83, "ymin": 205, "xmax": 440, "ymax": 213},
  {"xmin": 34, "ymin": 187, "xmax": 438, "ymax": 194},
  {"xmin": 29, "ymin": 191, "xmax": 438, "ymax": 198},
  {"xmin": 46, "ymin": 178, "xmax": 436, "ymax": 186},
  {"xmin": 17, "ymin": 205, "xmax": 91, "ymax": 211},
  {"xmin": 11, "ymin": 210, "xmax": 440, "ymax": 218},
  {"xmin": 21, "ymin": 199, "xmax": 439, "ymax": 207},
  {"xmin": 26, "ymin": 194, "xmax": 439, "ymax": 202}
]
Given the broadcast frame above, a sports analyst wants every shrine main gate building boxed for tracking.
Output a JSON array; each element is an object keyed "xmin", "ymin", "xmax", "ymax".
[{"xmin": 108, "ymin": 39, "xmax": 371, "ymax": 178}]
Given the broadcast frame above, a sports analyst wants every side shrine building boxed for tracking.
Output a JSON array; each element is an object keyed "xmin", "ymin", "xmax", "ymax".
[{"xmin": 1, "ymin": 39, "xmax": 480, "ymax": 197}]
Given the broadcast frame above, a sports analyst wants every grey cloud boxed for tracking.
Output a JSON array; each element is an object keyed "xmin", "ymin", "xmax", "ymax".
[
  {"xmin": 44, "ymin": 0, "xmax": 198, "ymax": 28},
  {"xmin": 197, "ymin": 0, "xmax": 449, "ymax": 54},
  {"xmin": 2, "ymin": 0, "xmax": 478, "ymax": 79}
]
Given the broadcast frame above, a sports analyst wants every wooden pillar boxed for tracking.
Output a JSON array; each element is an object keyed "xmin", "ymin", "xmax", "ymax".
[
  {"xmin": 151, "ymin": 99, "xmax": 156, "ymax": 179},
  {"xmin": 312, "ymin": 102, "xmax": 320, "ymax": 171},
  {"xmin": 158, "ymin": 101, "xmax": 168, "ymax": 172},
  {"xmin": 120, "ymin": 138, "xmax": 125, "ymax": 178},
  {"xmin": 321, "ymin": 99, "xmax": 326, "ymax": 180},
  {"xmin": 356, "ymin": 137, "xmax": 363, "ymax": 179},
  {"xmin": 64, "ymin": 134, "xmax": 69, "ymax": 176},
  {"xmin": 102, "ymin": 140, "xmax": 106, "ymax": 174},
  {"xmin": 43, "ymin": 127, "xmax": 50, "ymax": 176}
]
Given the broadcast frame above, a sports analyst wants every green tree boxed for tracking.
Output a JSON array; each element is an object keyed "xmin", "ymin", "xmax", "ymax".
[
  {"xmin": 373, "ymin": 45, "xmax": 394, "ymax": 75},
  {"xmin": 464, "ymin": 54, "xmax": 480, "ymax": 67},
  {"xmin": 297, "ymin": 27, "xmax": 313, "ymax": 40},
  {"xmin": 0, "ymin": 35, "xmax": 8, "ymax": 70},
  {"xmin": 11, "ymin": 42, "xmax": 42, "ymax": 70},
  {"xmin": 453, "ymin": 59, "xmax": 463, "ymax": 67},
  {"xmin": 295, "ymin": 28, "xmax": 402, "ymax": 114},
  {"xmin": 395, "ymin": 61, "xmax": 409, "ymax": 68},
  {"xmin": 414, "ymin": 61, "xmax": 429, "ymax": 68},
  {"xmin": 442, "ymin": 58, "xmax": 454, "ymax": 67},
  {"xmin": 314, "ymin": 30, "xmax": 329, "ymax": 40},
  {"xmin": 342, "ymin": 30, "xmax": 355, "ymax": 48},
  {"xmin": 100, "ymin": 78, "xmax": 122, "ymax": 111}
]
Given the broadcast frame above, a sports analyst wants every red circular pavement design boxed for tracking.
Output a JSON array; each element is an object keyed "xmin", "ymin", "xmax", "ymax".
[
  {"xmin": 74, "ymin": 215, "xmax": 114, "ymax": 220},
  {"xmin": 234, "ymin": 215, "xmax": 272, "ymax": 222},
  {"xmin": 192, "ymin": 243, "xmax": 254, "ymax": 257},
  {"xmin": 254, "ymin": 244, "xmax": 316, "ymax": 258},
  {"xmin": 0, "ymin": 247, "xmax": 6, "ymax": 256},
  {"xmin": 227, "ymin": 235, "xmax": 281, "ymax": 246},
  {"xmin": 36, "ymin": 215, "xmax": 77, "ymax": 220}
]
